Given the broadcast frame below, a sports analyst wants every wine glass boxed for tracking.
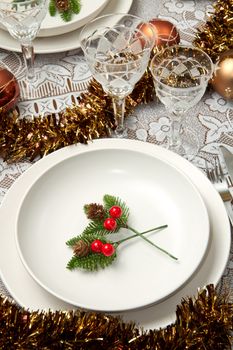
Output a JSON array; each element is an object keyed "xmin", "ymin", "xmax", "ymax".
[
  {"xmin": 150, "ymin": 45, "xmax": 213, "ymax": 158},
  {"xmin": 80, "ymin": 13, "xmax": 156, "ymax": 137},
  {"xmin": 0, "ymin": 0, "xmax": 49, "ymax": 100}
]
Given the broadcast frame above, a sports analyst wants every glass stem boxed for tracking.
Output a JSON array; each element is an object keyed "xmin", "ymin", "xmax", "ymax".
[
  {"xmin": 169, "ymin": 112, "xmax": 183, "ymax": 149},
  {"xmin": 112, "ymin": 96, "xmax": 126, "ymax": 137},
  {"xmin": 21, "ymin": 43, "xmax": 35, "ymax": 80}
]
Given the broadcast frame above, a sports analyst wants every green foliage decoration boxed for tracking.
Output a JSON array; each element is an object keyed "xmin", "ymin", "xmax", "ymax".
[
  {"xmin": 103, "ymin": 194, "xmax": 129, "ymax": 226},
  {"xmin": 82, "ymin": 221, "xmax": 109, "ymax": 236},
  {"xmin": 49, "ymin": 0, "xmax": 81, "ymax": 22},
  {"xmin": 66, "ymin": 194, "xmax": 172, "ymax": 272},
  {"xmin": 66, "ymin": 234, "xmax": 116, "ymax": 271},
  {"xmin": 48, "ymin": 0, "xmax": 56, "ymax": 16},
  {"xmin": 67, "ymin": 249, "xmax": 117, "ymax": 271},
  {"xmin": 70, "ymin": 0, "xmax": 81, "ymax": 14},
  {"xmin": 60, "ymin": 9, "xmax": 72, "ymax": 22}
]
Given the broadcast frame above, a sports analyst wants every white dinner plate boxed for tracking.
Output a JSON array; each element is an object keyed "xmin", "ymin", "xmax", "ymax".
[
  {"xmin": 0, "ymin": 0, "xmax": 133, "ymax": 54},
  {"xmin": 0, "ymin": 139, "xmax": 231, "ymax": 329},
  {"xmin": 39, "ymin": 0, "xmax": 109, "ymax": 37},
  {"xmin": 15, "ymin": 142, "xmax": 209, "ymax": 312}
]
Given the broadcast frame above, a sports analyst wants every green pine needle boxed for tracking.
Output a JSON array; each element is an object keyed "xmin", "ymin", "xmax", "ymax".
[
  {"xmin": 66, "ymin": 236, "xmax": 80, "ymax": 247},
  {"xmin": 82, "ymin": 221, "xmax": 109, "ymax": 236},
  {"xmin": 103, "ymin": 194, "xmax": 129, "ymax": 226},
  {"xmin": 49, "ymin": 0, "xmax": 56, "ymax": 16},
  {"xmin": 66, "ymin": 233, "xmax": 117, "ymax": 271},
  {"xmin": 67, "ymin": 252, "xmax": 117, "ymax": 271},
  {"xmin": 66, "ymin": 194, "xmax": 173, "ymax": 272},
  {"xmin": 83, "ymin": 204, "xmax": 91, "ymax": 217},
  {"xmin": 48, "ymin": 0, "xmax": 81, "ymax": 22},
  {"xmin": 70, "ymin": 0, "xmax": 81, "ymax": 14},
  {"xmin": 60, "ymin": 9, "xmax": 72, "ymax": 22},
  {"xmin": 66, "ymin": 233, "xmax": 109, "ymax": 247}
]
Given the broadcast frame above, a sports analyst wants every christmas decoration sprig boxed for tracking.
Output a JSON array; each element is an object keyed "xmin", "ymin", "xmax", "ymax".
[
  {"xmin": 49, "ymin": 0, "xmax": 81, "ymax": 22},
  {"xmin": 66, "ymin": 194, "xmax": 177, "ymax": 271}
]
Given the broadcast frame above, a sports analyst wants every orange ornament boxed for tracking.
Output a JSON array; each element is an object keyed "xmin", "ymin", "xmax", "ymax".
[
  {"xmin": 0, "ymin": 68, "xmax": 20, "ymax": 113},
  {"xmin": 211, "ymin": 50, "xmax": 233, "ymax": 100},
  {"xmin": 139, "ymin": 18, "xmax": 180, "ymax": 48}
]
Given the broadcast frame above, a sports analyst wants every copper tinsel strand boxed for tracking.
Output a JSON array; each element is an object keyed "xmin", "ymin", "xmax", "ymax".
[
  {"xmin": 194, "ymin": 0, "xmax": 233, "ymax": 62},
  {"xmin": 0, "ymin": 0, "xmax": 232, "ymax": 163},
  {"xmin": 0, "ymin": 285, "xmax": 232, "ymax": 349},
  {"xmin": 0, "ymin": 70, "xmax": 154, "ymax": 163}
]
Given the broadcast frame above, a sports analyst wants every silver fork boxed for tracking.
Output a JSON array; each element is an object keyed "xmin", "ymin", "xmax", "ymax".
[{"xmin": 205, "ymin": 157, "xmax": 233, "ymax": 227}]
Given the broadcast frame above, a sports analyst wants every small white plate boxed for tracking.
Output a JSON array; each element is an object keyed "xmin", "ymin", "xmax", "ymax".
[
  {"xmin": 0, "ymin": 0, "xmax": 109, "ymax": 37},
  {"xmin": 15, "ymin": 140, "xmax": 209, "ymax": 312},
  {"xmin": 0, "ymin": 0, "xmax": 133, "ymax": 53},
  {"xmin": 0, "ymin": 139, "xmax": 230, "ymax": 329},
  {"xmin": 39, "ymin": 0, "xmax": 109, "ymax": 37}
]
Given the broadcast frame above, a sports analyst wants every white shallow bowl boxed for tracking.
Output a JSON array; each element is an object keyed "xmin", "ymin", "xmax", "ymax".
[
  {"xmin": 0, "ymin": 0, "xmax": 110, "ymax": 37},
  {"xmin": 0, "ymin": 0, "xmax": 133, "ymax": 53},
  {"xmin": 39, "ymin": 0, "xmax": 110, "ymax": 37},
  {"xmin": 0, "ymin": 139, "xmax": 230, "ymax": 330},
  {"xmin": 15, "ymin": 140, "xmax": 209, "ymax": 312}
]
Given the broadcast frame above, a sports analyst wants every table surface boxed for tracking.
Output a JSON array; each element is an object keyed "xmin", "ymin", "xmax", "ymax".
[{"xmin": 0, "ymin": 0, "xmax": 232, "ymax": 310}]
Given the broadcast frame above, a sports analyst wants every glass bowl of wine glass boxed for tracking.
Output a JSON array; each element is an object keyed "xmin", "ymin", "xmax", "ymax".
[
  {"xmin": 80, "ymin": 13, "xmax": 156, "ymax": 137},
  {"xmin": 0, "ymin": 0, "xmax": 57, "ymax": 101},
  {"xmin": 150, "ymin": 45, "xmax": 213, "ymax": 158}
]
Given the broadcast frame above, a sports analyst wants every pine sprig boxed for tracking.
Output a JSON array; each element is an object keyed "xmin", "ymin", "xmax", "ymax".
[
  {"xmin": 66, "ymin": 236, "xmax": 80, "ymax": 247},
  {"xmin": 67, "ymin": 252, "xmax": 116, "ymax": 271},
  {"xmin": 48, "ymin": 0, "xmax": 56, "ymax": 16},
  {"xmin": 66, "ymin": 233, "xmax": 109, "ymax": 247},
  {"xmin": 66, "ymin": 233, "xmax": 116, "ymax": 271},
  {"xmin": 66, "ymin": 194, "xmax": 173, "ymax": 272},
  {"xmin": 48, "ymin": 0, "xmax": 81, "ymax": 22},
  {"xmin": 103, "ymin": 194, "xmax": 129, "ymax": 226},
  {"xmin": 61, "ymin": 9, "xmax": 72, "ymax": 22},
  {"xmin": 70, "ymin": 0, "xmax": 81, "ymax": 14},
  {"xmin": 82, "ymin": 221, "xmax": 109, "ymax": 236}
]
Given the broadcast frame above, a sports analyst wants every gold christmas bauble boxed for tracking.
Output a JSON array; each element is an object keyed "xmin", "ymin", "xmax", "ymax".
[
  {"xmin": 212, "ymin": 50, "xmax": 233, "ymax": 100},
  {"xmin": 0, "ymin": 68, "xmax": 19, "ymax": 113}
]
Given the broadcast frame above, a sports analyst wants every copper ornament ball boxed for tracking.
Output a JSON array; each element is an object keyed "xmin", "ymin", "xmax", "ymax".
[
  {"xmin": 149, "ymin": 18, "xmax": 180, "ymax": 47},
  {"xmin": 0, "ymin": 68, "xmax": 20, "ymax": 113},
  {"xmin": 137, "ymin": 19, "xmax": 180, "ymax": 49},
  {"xmin": 211, "ymin": 50, "xmax": 233, "ymax": 100}
]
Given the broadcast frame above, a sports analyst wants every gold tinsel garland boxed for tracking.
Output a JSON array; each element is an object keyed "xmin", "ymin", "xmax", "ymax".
[
  {"xmin": 0, "ymin": 285, "xmax": 232, "ymax": 349},
  {"xmin": 0, "ymin": 0, "xmax": 232, "ymax": 163},
  {"xmin": 0, "ymin": 0, "xmax": 233, "ymax": 347},
  {"xmin": 0, "ymin": 69, "xmax": 154, "ymax": 163},
  {"xmin": 194, "ymin": 0, "xmax": 233, "ymax": 62}
]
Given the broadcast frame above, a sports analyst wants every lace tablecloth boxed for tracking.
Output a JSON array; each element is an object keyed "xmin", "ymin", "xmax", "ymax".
[{"xmin": 0, "ymin": 0, "xmax": 232, "ymax": 307}]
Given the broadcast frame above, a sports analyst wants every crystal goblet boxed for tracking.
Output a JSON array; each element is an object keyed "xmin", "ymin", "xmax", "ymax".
[
  {"xmin": 0, "ymin": 0, "xmax": 49, "ymax": 100},
  {"xmin": 150, "ymin": 45, "xmax": 213, "ymax": 158},
  {"xmin": 80, "ymin": 13, "xmax": 156, "ymax": 137}
]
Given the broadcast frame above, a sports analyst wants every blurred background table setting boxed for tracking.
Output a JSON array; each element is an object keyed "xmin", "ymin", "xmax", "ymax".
[{"xmin": 0, "ymin": 0, "xmax": 232, "ymax": 348}]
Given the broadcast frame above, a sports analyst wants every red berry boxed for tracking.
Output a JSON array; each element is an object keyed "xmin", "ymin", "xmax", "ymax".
[
  {"xmin": 109, "ymin": 205, "xmax": 122, "ymax": 219},
  {"xmin": 102, "ymin": 243, "xmax": 115, "ymax": 256},
  {"xmin": 103, "ymin": 217, "xmax": 117, "ymax": 231},
  {"xmin": 91, "ymin": 239, "xmax": 103, "ymax": 253}
]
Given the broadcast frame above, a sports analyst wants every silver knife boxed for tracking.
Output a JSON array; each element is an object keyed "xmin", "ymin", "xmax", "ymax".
[
  {"xmin": 219, "ymin": 145, "xmax": 233, "ymax": 227},
  {"xmin": 220, "ymin": 145, "xmax": 233, "ymax": 180}
]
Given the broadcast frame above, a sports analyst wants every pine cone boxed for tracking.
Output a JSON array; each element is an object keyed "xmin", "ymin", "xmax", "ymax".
[
  {"xmin": 73, "ymin": 240, "xmax": 90, "ymax": 257},
  {"xmin": 84, "ymin": 203, "xmax": 106, "ymax": 221},
  {"xmin": 55, "ymin": 0, "xmax": 69, "ymax": 12}
]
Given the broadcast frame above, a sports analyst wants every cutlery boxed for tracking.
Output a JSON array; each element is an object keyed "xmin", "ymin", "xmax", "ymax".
[
  {"xmin": 205, "ymin": 157, "xmax": 233, "ymax": 227},
  {"xmin": 219, "ymin": 145, "xmax": 233, "ymax": 180}
]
